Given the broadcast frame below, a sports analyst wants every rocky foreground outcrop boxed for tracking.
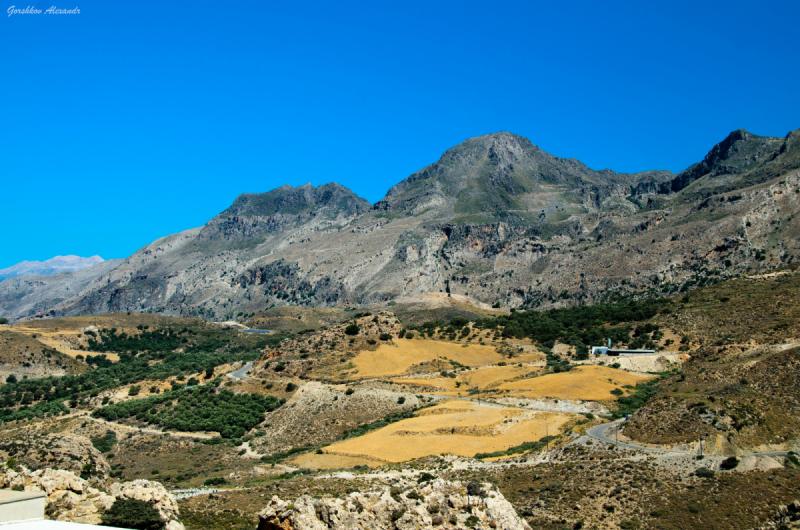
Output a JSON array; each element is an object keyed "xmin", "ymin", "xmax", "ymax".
[
  {"xmin": 257, "ymin": 478, "xmax": 530, "ymax": 530},
  {"xmin": 0, "ymin": 464, "xmax": 183, "ymax": 529},
  {"xmin": 758, "ymin": 500, "xmax": 800, "ymax": 529}
]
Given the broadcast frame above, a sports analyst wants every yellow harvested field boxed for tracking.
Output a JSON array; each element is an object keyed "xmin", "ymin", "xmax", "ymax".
[
  {"xmin": 462, "ymin": 365, "xmax": 539, "ymax": 388},
  {"xmin": 497, "ymin": 365, "xmax": 653, "ymax": 401},
  {"xmin": 289, "ymin": 452, "xmax": 385, "ymax": 470},
  {"xmin": 353, "ymin": 339, "xmax": 514, "ymax": 378},
  {"xmin": 11, "ymin": 327, "xmax": 120, "ymax": 362},
  {"xmin": 325, "ymin": 399, "xmax": 570, "ymax": 462},
  {"xmin": 393, "ymin": 377, "xmax": 459, "ymax": 392},
  {"xmin": 393, "ymin": 365, "xmax": 541, "ymax": 395}
]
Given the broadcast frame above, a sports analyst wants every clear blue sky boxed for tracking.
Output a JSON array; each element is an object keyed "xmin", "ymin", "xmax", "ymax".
[{"xmin": 2, "ymin": 0, "xmax": 799, "ymax": 269}]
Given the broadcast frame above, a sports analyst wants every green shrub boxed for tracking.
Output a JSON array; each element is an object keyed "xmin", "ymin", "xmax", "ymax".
[
  {"xmin": 0, "ymin": 318, "xmax": 8, "ymax": 325},
  {"xmin": 100, "ymin": 498, "xmax": 164, "ymax": 530},
  {"xmin": 91, "ymin": 430, "xmax": 117, "ymax": 453},
  {"xmin": 720, "ymin": 457, "xmax": 739, "ymax": 470},
  {"xmin": 397, "ymin": 396, "xmax": 406, "ymax": 404},
  {"xmin": 344, "ymin": 324, "xmax": 360, "ymax": 336},
  {"xmin": 203, "ymin": 476, "xmax": 227, "ymax": 486},
  {"xmin": 285, "ymin": 383, "xmax": 297, "ymax": 392},
  {"xmin": 379, "ymin": 333, "xmax": 391, "ymax": 341},
  {"xmin": 695, "ymin": 467, "xmax": 715, "ymax": 478},
  {"xmin": 345, "ymin": 388, "xmax": 354, "ymax": 396},
  {"xmin": 449, "ymin": 317, "xmax": 469, "ymax": 328},
  {"xmin": 417, "ymin": 472, "xmax": 436, "ymax": 483}
]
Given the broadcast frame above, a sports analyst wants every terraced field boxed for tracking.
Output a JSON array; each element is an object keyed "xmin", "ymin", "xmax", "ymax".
[
  {"xmin": 351, "ymin": 338, "xmax": 540, "ymax": 379},
  {"xmin": 320, "ymin": 400, "xmax": 571, "ymax": 463},
  {"xmin": 393, "ymin": 364, "xmax": 541, "ymax": 395},
  {"xmin": 496, "ymin": 365, "xmax": 653, "ymax": 401}
]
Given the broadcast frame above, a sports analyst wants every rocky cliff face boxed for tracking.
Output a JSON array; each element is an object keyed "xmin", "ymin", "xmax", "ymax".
[{"xmin": 2, "ymin": 129, "xmax": 800, "ymax": 323}]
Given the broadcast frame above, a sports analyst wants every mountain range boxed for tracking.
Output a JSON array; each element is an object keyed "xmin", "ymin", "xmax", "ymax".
[
  {"xmin": 0, "ymin": 255, "xmax": 104, "ymax": 282},
  {"xmin": 1, "ymin": 128, "xmax": 799, "ymax": 323}
]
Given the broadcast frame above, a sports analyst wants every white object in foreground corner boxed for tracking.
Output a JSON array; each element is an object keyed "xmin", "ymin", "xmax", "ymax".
[{"xmin": 0, "ymin": 489, "xmax": 125, "ymax": 528}]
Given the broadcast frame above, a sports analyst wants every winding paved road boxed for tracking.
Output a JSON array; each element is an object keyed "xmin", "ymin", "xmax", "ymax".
[
  {"xmin": 585, "ymin": 420, "xmax": 669, "ymax": 452},
  {"xmin": 585, "ymin": 419, "xmax": 792, "ymax": 457},
  {"xmin": 228, "ymin": 361, "xmax": 254, "ymax": 380}
]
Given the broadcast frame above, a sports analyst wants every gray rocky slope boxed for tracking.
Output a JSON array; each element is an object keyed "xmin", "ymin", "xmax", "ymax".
[{"xmin": 2, "ymin": 129, "xmax": 800, "ymax": 322}]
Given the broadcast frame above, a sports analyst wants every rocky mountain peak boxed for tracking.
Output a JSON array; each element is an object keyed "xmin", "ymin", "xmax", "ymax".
[
  {"xmin": 664, "ymin": 129, "xmax": 785, "ymax": 193},
  {"xmin": 220, "ymin": 182, "xmax": 370, "ymax": 219},
  {"xmin": 196, "ymin": 182, "xmax": 371, "ymax": 243},
  {"xmin": 375, "ymin": 132, "xmax": 630, "ymax": 218}
]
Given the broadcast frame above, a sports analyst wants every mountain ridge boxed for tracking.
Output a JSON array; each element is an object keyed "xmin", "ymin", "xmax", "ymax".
[
  {"xmin": 2, "ymin": 128, "xmax": 799, "ymax": 323},
  {"xmin": 0, "ymin": 255, "xmax": 104, "ymax": 282}
]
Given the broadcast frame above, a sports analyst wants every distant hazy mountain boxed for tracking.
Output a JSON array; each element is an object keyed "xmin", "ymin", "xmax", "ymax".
[{"xmin": 0, "ymin": 256, "xmax": 104, "ymax": 281}]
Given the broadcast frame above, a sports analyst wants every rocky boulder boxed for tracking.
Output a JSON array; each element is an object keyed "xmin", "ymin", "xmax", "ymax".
[
  {"xmin": 256, "ymin": 478, "xmax": 530, "ymax": 530},
  {"xmin": 0, "ymin": 464, "xmax": 184, "ymax": 529},
  {"xmin": 110, "ymin": 479, "xmax": 182, "ymax": 525}
]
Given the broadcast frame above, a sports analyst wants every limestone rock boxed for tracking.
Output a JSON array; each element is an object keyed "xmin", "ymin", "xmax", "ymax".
[
  {"xmin": 0, "ymin": 465, "xmax": 183, "ymax": 528},
  {"xmin": 0, "ymin": 465, "xmax": 113, "ymax": 524},
  {"xmin": 110, "ymin": 478, "xmax": 182, "ymax": 524},
  {"xmin": 256, "ymin": 479, "xmax": 530, "ymax": 530}
]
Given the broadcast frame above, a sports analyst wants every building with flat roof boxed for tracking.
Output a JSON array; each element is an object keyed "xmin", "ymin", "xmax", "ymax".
[{"xmin": 591, "ymin": 346, "xmax": 656, "ymax": 356}]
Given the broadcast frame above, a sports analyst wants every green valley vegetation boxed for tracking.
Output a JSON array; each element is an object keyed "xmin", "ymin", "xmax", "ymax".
[
  {"xmin": 93, "ymin": 383, "xmax": 284, "ymax": 439},
  {"xmin": 473, "ymin": 298, "xmax": 670, "ymax": 359},
  {"xmin": 84, "ymin": 326, "xmax": 184, "ymax": 353},
  {"xmin": 0, "ymin": 329, "xmax": 290, "ymax": 423}
]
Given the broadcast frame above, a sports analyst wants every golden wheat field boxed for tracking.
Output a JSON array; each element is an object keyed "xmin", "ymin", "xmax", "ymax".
[
  {"xmin": 322, "ymin": 399, "xmax": 571, "ymax": 462},
  {"xmin": 352, "ymin": 338, "xmax": 541, "ymax": 378},
  {"xmin": 497, "ymin": 365, "xmax": 653, "ymax": 401},
  {"xmin": 392, "ymin": 364, "xmax": 541, "ymax": 395}
]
